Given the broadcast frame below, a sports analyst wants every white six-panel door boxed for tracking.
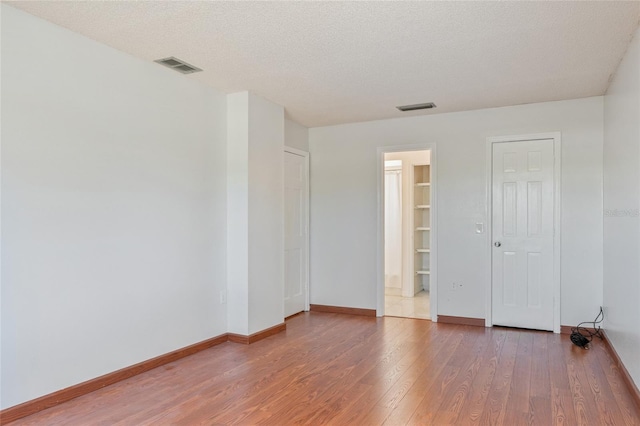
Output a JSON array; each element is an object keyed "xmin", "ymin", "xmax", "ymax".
[
  {"xmin": 284, "ymin": 151, "xmax": 308, "ymax": 317},
  {"xmin": 492, "ymin": 139, "xmax": 555, "ymax": 331}
]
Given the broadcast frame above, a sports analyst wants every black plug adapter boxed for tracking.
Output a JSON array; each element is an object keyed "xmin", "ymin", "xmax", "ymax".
[{"xmin": 570, "ymin": 331, "xmax": 590, "ymax": 348}]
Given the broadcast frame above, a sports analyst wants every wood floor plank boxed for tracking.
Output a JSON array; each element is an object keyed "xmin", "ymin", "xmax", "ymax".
[
  {"xmin": 578, "ymin": 342, "xmax": 626, "ymax": 425},
  {"xmin": 453, "ymin": 326, "xmax": 508, "ymax": 425},
  {"xmin": 324, "ymin": 323, "xmax": 447, "ymax": 425},
  {"xmin": 352, "ymin": 325, "xmax": 457, "ymax": 425},
  {"xmin": 479, "ymin": 328, "xmax": 519, "ymax": 425},
  {"xmin": 381, "ymin": 327, "xmax": 466, "ymax": 425},
  {"xmin": 564, "ymin": 341, "xmax": 602, "ymax": 425},
  {"xmin": 592, "ymin": 339, "xmax": 640, "ymax": 426},
  {"xmin": 429, "ymin": 327, "xmax": 493, "ymax": 425},
  {"xmin": 8, "ymin": 313, "xmax": 640, "ymax": 426},
  {"xmin": 233, "ymin": 316, "xmax": 398, "ymax": 425},
  {"xmin": 528, "ymin": 331, "xmax": 552, "ymax": 425},
  {"xmin": 375, "ymin": 324, "xmax": 451, "ymax": 410},
  {"xmin": 503, "ymin": 330, "xmax": 533, "ymax": 425},
  {"xmin": 409, "ymin": 327, "xmax": 486, "ymax": 424},
  {"xmin": 548, "ymin": 333, "xmax": 578, "ymax": 426},
  {"xmin": 270, "ymin": 318, "xmax": 428, "ymax": 425}
]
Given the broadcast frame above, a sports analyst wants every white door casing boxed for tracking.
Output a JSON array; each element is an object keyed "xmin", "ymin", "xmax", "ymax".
[
  {"xmin": 284, "ymin": 149, "xmax": 309, "ymax": 317},
  {"xmin": 491, "ymin": 138, "xmax": 556, "ymax": 331}
]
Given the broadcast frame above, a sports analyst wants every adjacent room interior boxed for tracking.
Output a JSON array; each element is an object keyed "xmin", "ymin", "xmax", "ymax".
[
  {"xmin": 1, "ymin": 1, "xmax": 639, "ymax": 424},
  {"xmin": 383, "ymin": 150, "xmax": 432, "ymax": 320}
]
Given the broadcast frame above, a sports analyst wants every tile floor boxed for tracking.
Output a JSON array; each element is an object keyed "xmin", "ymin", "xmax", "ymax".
[{"xmin": 384, "ymin": 287, "xmax": 430, "ymax": 320}]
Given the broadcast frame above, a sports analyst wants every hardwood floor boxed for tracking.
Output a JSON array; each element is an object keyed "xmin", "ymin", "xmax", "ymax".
[{"xmin": 9, "ymin": 313, "xmax": 640, "ymax": 425}]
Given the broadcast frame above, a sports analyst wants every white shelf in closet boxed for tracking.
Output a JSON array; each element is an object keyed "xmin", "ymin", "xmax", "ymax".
[{"xmin": 414, "ymin": 164, "xmax": 431, "ymax": 293}]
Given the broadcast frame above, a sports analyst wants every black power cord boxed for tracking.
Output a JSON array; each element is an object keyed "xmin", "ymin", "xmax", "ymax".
[{"xmin": 570, "ymin": 307, "xmax": 604, "ymax": 349}]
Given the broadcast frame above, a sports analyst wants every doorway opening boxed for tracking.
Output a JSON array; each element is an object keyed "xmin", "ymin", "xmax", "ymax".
[{"xmin": 382, "ymin": 149, "xmax": 433, "ymax": 320}]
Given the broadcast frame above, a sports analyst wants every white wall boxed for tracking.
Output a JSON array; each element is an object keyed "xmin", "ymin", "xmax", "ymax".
[
  {"xmin": 285, "ymin": 118, "xmax": 309, "ymax": 152},
  {"xmin": 603, "ymin": 26, "xmax": 640, "ymax": 388},
  {"xmin": 227, "ymin": 92, "xmax": 285, "ymax": 335},
  {"xmin": 1, "ymin": 5, "xmax": 228, "ymax": 409},
  {"xmin": 226, "ymin": 93, "xmax": 250, "ymax": 335},
  {"xmin": 248, "ymin": 94, "xmax": 285, "ymax": 334},
  {"xmin": 310, "ymin": 97, "xmax": 603, "ymax": 327}
]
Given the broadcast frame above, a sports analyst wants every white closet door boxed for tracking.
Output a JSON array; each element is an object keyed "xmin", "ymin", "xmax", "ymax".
[
  {"xmin": 284, "ymin": 151, "xmax": 308, "ymax": 317},
  {"xmin": 492, "ymin": 139, "xmax": 555, "ymax": 331}
]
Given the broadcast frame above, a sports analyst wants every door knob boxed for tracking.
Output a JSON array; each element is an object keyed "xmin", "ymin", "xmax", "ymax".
[{"xmin": 494, "ymin": 241, "xmax": 502, "ymax": 247}]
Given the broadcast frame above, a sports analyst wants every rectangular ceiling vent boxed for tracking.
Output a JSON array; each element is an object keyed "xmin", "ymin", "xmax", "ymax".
[
  {"xmin": 155, "ymin": 57, "xmax": 202, "ymax": 74},
  {"xmin": 396, "ymin": 102, "xmax": 437, "ymax": 112}
]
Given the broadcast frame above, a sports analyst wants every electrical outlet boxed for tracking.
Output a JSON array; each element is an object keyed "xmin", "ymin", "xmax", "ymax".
[
  {"xmin": 220, "ymin": 290, "xmax": 227, "ymax": 304},
  {"xmin": 451, "ymin": 282, "xmax": 457, "ymax": 291}
]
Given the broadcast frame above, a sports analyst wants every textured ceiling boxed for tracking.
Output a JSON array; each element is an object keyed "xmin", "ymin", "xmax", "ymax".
[{"xmin": 6, "ymin": 1, "xmax": 640, "ymax": 127}]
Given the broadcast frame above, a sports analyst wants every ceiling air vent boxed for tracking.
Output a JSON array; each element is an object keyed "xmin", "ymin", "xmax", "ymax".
[
  {"xmin": 396, "ymin": 102, "xmax": 437, "ymax": 112},
  {"xmin": 155, "ymin": 57, "xmax": 202, "ymax": 74}
]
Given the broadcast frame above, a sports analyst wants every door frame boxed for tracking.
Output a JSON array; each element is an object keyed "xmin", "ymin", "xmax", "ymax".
[
  {"xmin": 376, "ymin": 143, "xmax": 438, "ymax": 321},
  {"xmin": 284, "ymin": 147, "xmax": 310, "ymax": 312},
  {"xmin": 485, "ymin": 133, "xmax": 562, "ymax": 333}
]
